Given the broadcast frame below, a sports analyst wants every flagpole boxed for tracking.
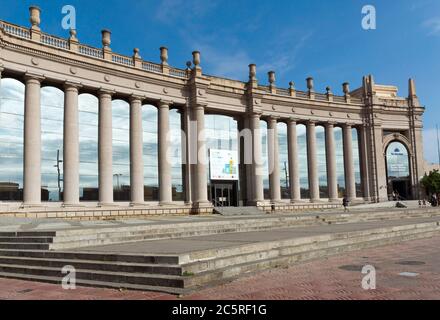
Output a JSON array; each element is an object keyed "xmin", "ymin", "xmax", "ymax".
[{"xmin": 437, "ymin": 124, "xmax": 440, "ymax": 169}]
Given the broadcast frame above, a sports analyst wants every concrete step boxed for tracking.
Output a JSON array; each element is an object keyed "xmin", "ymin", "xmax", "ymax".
[
  {"xmin": 0, "ymin": 232, "xmax": 57, "ymax": 237},
  {"xmin": 46, "ymin": 208, "xmax": 440, "ymax": 250},
  {"xmin": 184, "ymin": 227, "xmax": 440, "ymax": 288},
  {"xmin": 0, "ymin": 237, "xmax": 53, "ymax": 244},
  {"xmin": 0, "ymin": 272, "xmax": 186, "ymax": 295},
  {"xmin": 0, "ymin": 250, "xmax": 179, "ymax": 265},
  {"xmin": 0, "ymin": 256, "xmax": 182, "ymax": 275},
  {"xmin": 0, "ymin": 220, "xmax": 438, "ymax": 293},
  {"xmin": 0, "ymin": 243, "xmax": 50, "ymax": 250},
  {"xmin": 0, "ymin": 264, "xmax": 185, "ymax": 288}
]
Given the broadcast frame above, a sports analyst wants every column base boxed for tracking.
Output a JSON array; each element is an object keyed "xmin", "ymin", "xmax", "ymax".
[
  {"xmin": 20, "ymin": 202, "xmax": 42, "ymax": 209},
  {"xmin": 247, "ymin": 200, "xmax": 268, "ymax": 207},
  {"xmin": 97, "ymin": 202, "xmax": 117, "ymax": 208},
  {"xmin": 290, "ymin": 199, "xmax": 303, "ymax": 204},
  {"xmin": 62, "ymin": 203, "xmax": 85, "ymax": 208},
  {"xmin": 129, "ymin": 202, "xmax": 148, "ymax": 207},
  {"xmin": 329, "ymin": 198, "xmax": 340, "ymax": 203},
  {"xmin": 159, "ymin": 201, "xmax": 175, "ymax": 207}
]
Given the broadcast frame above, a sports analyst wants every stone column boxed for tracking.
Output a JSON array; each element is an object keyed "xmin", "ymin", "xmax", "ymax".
[
  {"xmin": 343, "ymin": 124, "xmax": 357, "ymax": 201},
  {"xmin": 358, "ymin": 125, "xmax": 371, "ymax": 201},
  {"xmin": 98, "ymin": 90, "xmax": 114, "ymax": 206},
  {"xmin": 267, "ymin": 117, "xmax": 281, "ymax": 202},
  {"xmin": 193, "ymin": 104, "xmax": 209, "ymax": 206},
  {"xmin": 23, "ymin": 74, "xmax": 43, "ymax": 205},
  {"xmin": 287, "ymin": 119, "xmax": 301, "ymax": 202},
  {"xmin": 129, "ymin": 96, "xmax": 144, "ymax": 205},
  {"xmin": 325, "ymin": 122, "xmax": 338, "ymax": 202},
  {"xmin": 158, "ymin": 100, "xmax": 173, "ymax": 205},
  {"xmin": 63, "ymin": 82, "xmax": 81, "ymax": 206},
  {"xmin": 306, "ymin": 121, "xmax": 320, "ymax": 202},
  {"xmin": 250, "ymin": 113, "xmax": 264, "ymax": 204}
]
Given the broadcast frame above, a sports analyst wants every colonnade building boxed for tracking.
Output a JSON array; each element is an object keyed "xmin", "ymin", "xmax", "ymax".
[{"xmin": 0, "ymin": 7, "xmax": 426, "ymax": 217}]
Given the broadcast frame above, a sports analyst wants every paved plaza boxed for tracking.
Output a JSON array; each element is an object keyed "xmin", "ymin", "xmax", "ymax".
[{"xmin": 0, "ymin": 235, "xmax": 438, "ymax": 300}]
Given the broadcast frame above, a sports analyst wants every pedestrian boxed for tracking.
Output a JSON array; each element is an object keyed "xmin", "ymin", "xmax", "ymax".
[{"xmin": 342, "ymin": 196, "xmax": 349, "ymax": 212}]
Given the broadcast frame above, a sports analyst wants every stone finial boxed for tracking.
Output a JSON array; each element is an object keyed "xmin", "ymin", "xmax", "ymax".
[
  {"xmin": 192, "ymin": 51, "xmax": 201, "ymax": 67},
  {"xmin": 409, "ymin": 78, "xmax": 417, "ymax": 97},
  {"xmin": 343, "ymin": 82, "xmax": 350, "ymax": 95},
  {"xmin": 101, "ymin": 29, "xmax": 111, "ymax": 49},
  {"xmin": 249, "ymin": 64, "xmax": 257, "ymax": 81},
  {"xmin": 69, "ymin": 28, "xmax": 77, "ymax": 41},
  {"xmin": 160, "ymin": 47, "xmax": 168, "ymax": 65},
  {"xmin": 268, "ymin": 71, "xmax": 276, "ymax": 85},
  {"xmin": 29, "ymin": 6, "xmax": 41, "ymax": 30},
  {"xmin": 306, "ymin": 77, "xmax": 314, "ymax": 91},
  {"xmin": 289, "ymin": 81, "xmax": 296, "ymax": 97},
  {"xmin": 133, "ymin": 48, "xmax": 141, "ymax": 58},
  {"xmin": 289, "ymin": 81, "xmax": 295, "ymax": 90}
]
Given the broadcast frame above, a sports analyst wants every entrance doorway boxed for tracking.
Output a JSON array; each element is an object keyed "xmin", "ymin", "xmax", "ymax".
[
  {"xmin": 385, "ymin": 141, "xmax": 412, "ymax": 200},
  {"xmin": 210, "ymin": 181, "xmax": 238, "ymax": 207},
  {"xmin": 389, "ymin": 179, "xmax": 411, "ymax": 200}
]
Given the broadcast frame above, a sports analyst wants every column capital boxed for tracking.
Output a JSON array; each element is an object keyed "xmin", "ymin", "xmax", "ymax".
[
  {"xmin": 159, "ymin": 99, "xmax": 173, "ymax": 108},
  {"xmin": 0, "ymin": 66, "xmax": 4, "ymax": 75},
  {"xmin": 193, "ymin": 102, "xmax": 207, "ymax": 110},
  {"xmin": 129, "ymin": 94, "xmax": 144, "ymax": 103},
  {"xmin": 266, "ymin": 115, "xmax": 280, "ymax": 123},
  {"xmin": 97, "ymin": 88, "xmax": 115, "ymax": 97},
  {"xmin": 248, "ymin": 111, "xmax": 262, "ymax": 119},
  {"xmin": 24, "ymin": 72, "xmax": 45, "ymax": 83},
  {"xmin": 287, "ymin": 117, "xmax": 299, "ymax": 124},
  {"xmin": 325, "ymin": 121, "xmax": 337, "ymax": 127},
  {"xmin": 64, "ymin": 81, "xmax": 82, "ymax": 90},
  {"xmin": 307, "ymin": 119, "xmax": 317, "ymax": 126},
  {"xmin": 342, "ymin": 122, "xmax": 355, "ymax": 129}
]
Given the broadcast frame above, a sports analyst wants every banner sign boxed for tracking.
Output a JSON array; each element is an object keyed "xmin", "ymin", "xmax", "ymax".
[{"xmin": 209, "ymin": 149, "xmax": 239, "ymax": 181}]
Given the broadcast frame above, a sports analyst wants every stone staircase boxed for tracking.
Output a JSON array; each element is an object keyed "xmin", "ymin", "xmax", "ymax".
[
  {"xmin": 213, "ymin": 206, "xmax": 266, "ymax": 216},
  {"xmin": 0, "ymin": 208, "xmax": 439, "ymax": 294}
]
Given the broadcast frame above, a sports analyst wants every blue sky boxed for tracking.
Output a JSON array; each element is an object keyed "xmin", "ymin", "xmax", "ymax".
[{"xmin": 1, "ymin": 0, "xmax": 440, "ymax": 162}]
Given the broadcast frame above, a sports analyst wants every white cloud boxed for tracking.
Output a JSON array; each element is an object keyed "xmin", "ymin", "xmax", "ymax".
[
  {"xmin": 155, "ymin": 0, "xmax": 218, "ymax": 24},
  {"xmin": 423, "ymin": 127, "xmax": 440, "ymax": 164},
  {"xmin": 423, "ymin": 18, "xmax": 440, "ymax": 36}
]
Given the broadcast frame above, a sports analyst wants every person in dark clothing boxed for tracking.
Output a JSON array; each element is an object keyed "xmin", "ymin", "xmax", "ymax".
[{"xmin": 342, "ymin": 197, "xmax": 349, "ymax": 212}]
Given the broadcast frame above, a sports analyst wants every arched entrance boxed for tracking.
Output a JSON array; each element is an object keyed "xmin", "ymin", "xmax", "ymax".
[{"xmin": 385, "ymin": 141, "xmax": 411, "ymax": 200}]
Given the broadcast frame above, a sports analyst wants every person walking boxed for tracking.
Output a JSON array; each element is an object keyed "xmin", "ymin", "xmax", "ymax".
[{"xmin": 342, "ymin": 196, "xmax": 349, "ymax": 212}]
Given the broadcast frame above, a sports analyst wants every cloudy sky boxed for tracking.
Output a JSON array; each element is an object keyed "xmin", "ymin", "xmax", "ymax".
[{"xmin": 1, "ymin": 0, "xmax": 439, "ymax": 163}]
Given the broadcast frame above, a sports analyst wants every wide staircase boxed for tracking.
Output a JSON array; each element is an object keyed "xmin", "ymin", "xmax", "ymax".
[{"xmin": 0, "ymin": 208, "xmax": 438, "ymax": 294}]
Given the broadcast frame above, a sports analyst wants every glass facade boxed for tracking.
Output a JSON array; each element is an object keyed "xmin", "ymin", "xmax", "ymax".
[
  {"xmin": 260, "ymin": 120, "xmax": 270, "ymax": 199},
  {"xmin": 0, "ymin": 78, "xmax": 24, "ymax": 201},
  {"xmin": 278, "ymin": 122, "xmax": 289, "ymax": 199},
  {"xmin": 112, "ymin": 100, "xmax": 130, "ymax": 201},
  {"xmin": 169, "ymin": 109, "xmax": 184, "ymax": 201},
  {"xmin": 0, "ymin": 78, "xmax": 367, "ymax": 203},
  {"xmin": 316, "ymin": 125, "xmax": 328, "ymax": 198},
  {"xmin": 205, "ymin": 115, "xmax": 238, "ymax": 201},
  {"xmin": 79, "ymin": 94, "xmax": 99, "ymax": 201},
  {"xmin": 297, "ymin": 124, "xmax": 309, "ymax": 198},
  {"xmin": 334, "ymin": 127, "xmax": 346, "ymax": 197},
  {"xmin": 352, "ymin": 128, "xmax": 363, "ymax": 197},
  {"xmin": 41, "ymin": 87, "xmax": 64, "ymax": 201}
]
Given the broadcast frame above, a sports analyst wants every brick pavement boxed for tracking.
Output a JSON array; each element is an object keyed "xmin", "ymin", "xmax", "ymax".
[{"xmin": 0, "ymin": 236, "xmax": 439, "ymax": 300}]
